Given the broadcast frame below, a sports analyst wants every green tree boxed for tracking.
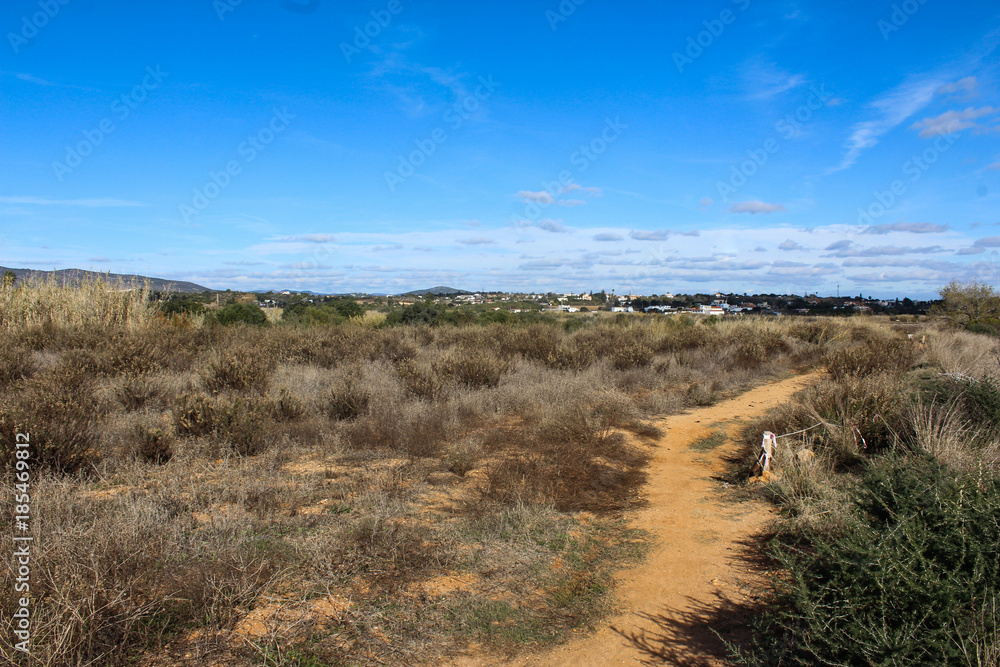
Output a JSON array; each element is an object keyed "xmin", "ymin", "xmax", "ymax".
[
  {"xmin": 2, "ymin": 270, "xmax": 16, "ymax": 288},
  {"xmin": 215, "ymin": 302, "xmax": 268, "ymax": 326},
  {"xmin": 936, "ymin": 280, "xmax": 1000, "ymax": 326}
]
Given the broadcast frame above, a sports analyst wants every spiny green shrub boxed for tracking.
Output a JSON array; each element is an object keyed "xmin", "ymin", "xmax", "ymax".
[{"xmin": 736, "ymin": 457, "xmax": 1000, "ymax": 667}]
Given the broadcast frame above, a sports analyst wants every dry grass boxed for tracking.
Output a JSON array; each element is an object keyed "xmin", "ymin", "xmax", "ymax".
[{"xmin": 0, "ymin": 280, "xmax": 851, "ymax": 665}]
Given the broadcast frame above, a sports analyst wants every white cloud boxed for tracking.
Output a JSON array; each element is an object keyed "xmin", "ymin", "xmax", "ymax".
[
  {"xmin": 593, "ymin": 233, "xmax": 623, "ymax": 242},
  {"xmin": 910, "ymin": 106, "xmax": 998, "ymax": 138},
  {"xmin": 629, "ymin": 230, "xmax": 670, "ymax": 241},
  {"xmin": 457, "ymin": 237, "xmax": 497, "ymax": 245},
  {"xmin": 937, "ymin": 76, "xmax": 977, "ymax": 97},
  {"xmin": 729, "ymin": 200, "xmax": 786, "ymax": 214},
  {"xmin": 862, "ymin": 222, "xmax": 950, "ymax": 234},
  {"xmin": 516, "ymin": 190, "xmax": 554, "ymax": 204},
  {"xmin": 778, "ymin": 240, "xmax": 806, "ymax": 251},
  {"xmin": 974, "ymin": 236, "xmax": 1000, "ymax": 247},
  {"xmin": 558, "ymin": 199, "xmax": 586, "ymax": 207},
  {"xmin": 699, "ymin": 197, "xmax": 713, "ymax": 208},
  {"xmin": 536, "ymin": 219, "xmax": 572, "ymax": 233}
]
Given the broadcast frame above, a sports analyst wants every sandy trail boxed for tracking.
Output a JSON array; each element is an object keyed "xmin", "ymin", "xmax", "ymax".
[{"xmin": 458, "ymin": 370, "xmax": 820, "ymax": 667}]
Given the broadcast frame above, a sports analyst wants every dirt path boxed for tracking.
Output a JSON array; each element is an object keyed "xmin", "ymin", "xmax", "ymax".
[{"xmin": 459, "ymin": 370, "xmax": 821, "ymax": 667}]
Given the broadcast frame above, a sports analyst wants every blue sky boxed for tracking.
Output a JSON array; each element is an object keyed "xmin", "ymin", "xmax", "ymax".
[{"xmin": 2, "ymin": 0, "xmax": 1000, "ymax": 297}]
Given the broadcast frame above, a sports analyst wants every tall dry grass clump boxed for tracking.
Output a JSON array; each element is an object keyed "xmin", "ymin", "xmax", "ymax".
[{"xmin": 0, "ymin": 275, "xmax": 156, "ymax": 333}]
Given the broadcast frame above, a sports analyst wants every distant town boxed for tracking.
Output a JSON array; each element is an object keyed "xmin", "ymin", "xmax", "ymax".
[{"xmin": 227, "ymin": 287, "xmax": 933, "ymax": 317}]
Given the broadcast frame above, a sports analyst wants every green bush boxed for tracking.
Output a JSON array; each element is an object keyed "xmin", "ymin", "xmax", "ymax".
[
  {"xmin": 215, "ymin": 303, "xmax": 268, "ymax": 326},
  {"xmin": 736, "ymin": 456, "xmax": 1000, "ymax": 666},
  {"xmin": 966, "ymin": 321, "xmax": 1000, "ymax": 337},
  {"xmin": 160, "ymin": 297, "xmax": 205, "ymax": 316}
]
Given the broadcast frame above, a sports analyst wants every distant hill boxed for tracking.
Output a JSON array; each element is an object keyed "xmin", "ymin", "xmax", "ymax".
[
  {"xmin": 400, "ymin": 286, "xmax": 472, "ymax": 297},
  {"xmin": 0, "ymin": 267, "xmax": 210, "ymax": 293}
]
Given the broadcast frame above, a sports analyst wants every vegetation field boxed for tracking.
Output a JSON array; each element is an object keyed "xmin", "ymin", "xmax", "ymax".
[{"xmin": 0, "ymin": 278, "xmax": 997, "ymax": 666}]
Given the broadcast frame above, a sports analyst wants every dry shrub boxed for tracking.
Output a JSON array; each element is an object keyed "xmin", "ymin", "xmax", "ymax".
[
  {"xmin": 802, "ymin": 373, "xmax": 905, "ymax": 456},
  {"xmin": 0, "ymin": 343, "xmax": 35, "ymax": 386},
  {"xmin": 0, "ymin": 366, "xmax": 101, "ymax": 473},
  {"xmin": 270, "ymin": 386, "xmax": 306, "ymax": 422},
  {"xmin": 0, "ymin": 479, "xmax": 280, "ymax": 666},
  {"xmin": 333, "ymin": 515, "xmax": 442, "ymax": 589},
  {"xmin": 396, "ymin": 358, "xmax": 446, "ymax": 399},
  {"xmin": 655, "ymin": 322, "xmax": 715, "ymax": 353},
  {"xmin": 115, "ymin": 372, "xmax": 162, "ymax": 411},
  {"xmin": 173, "ymin": 392, "xmax": 273, "ymax": 455},
  {"xmin": 135, "ymin": 424, "xmax": 174, "ymax": 464},
  {"xmin": 203, "ymin": 345, "xmax": 276, "ymax": 394},
  {"xmin": 444, "ymin": 437, "xmax": 483, "ymax": 476},
  {"xmin": 790, "ymin": 320, "xmax": 836, "ymax": 345},
  {"xmin": 483, "ymin": 393, "xmax": 648, "ymax": 512},
  {"xmin": 436, "ymin": 349, "xmax": 511, "ymax": 388},
  {"xmin": 341, "ymin": 402, "xmax": 453, "ymax": 458},
  {"xmin": 825, "ymin": 335, "xmax": 912, "ymax": 381},
  {"xmin": 327, "ymin": 375, "xmax": 371, "ymax": 421},
  {"xmin": 730, "ymin": 327, "xmax": 790, "ymax": 369},
  {"xmin": 611, "ymin": 343, "xmax": 655, "ymax": 370}
]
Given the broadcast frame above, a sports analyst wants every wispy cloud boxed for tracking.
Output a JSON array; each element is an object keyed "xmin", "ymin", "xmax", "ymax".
[
  {"xmin": 937, "ymin": 76, "xmax": 977, "ymax": 98},
  {"xmin": 516, "ymin": 190, "xmax": 555, "ymax": 204},
  {"xmin": 0, "ymin": 196, "xmax": 144, "ymax": 207},
  {"xmin": 593, "ymin": 233, "xmax": 623, "ymax": 242},
  {"xmin": 778, "ymin": 240, "xmax": 806, "ymax": 251},
  {"xmin": 536, "ymin": 219, "xmax": 572, "ymax": 233},
  {"xmin": 742, "ymin": 58, "xmax": 806, "ymax": 100},
  {"xmin": 271, "ymin": 233, "xmax": 337, "ymax": 243},
  {"xmin": 910, "ymin": 106, "xmax": 997, "ymax": 138},
  {"xmin": 729, "ymin": 200, "xmax": 786, "ymax": 214},
  {"xmin": 629, "ymin": 230, "xmax": 670, "ymax": 241},
  {"xmin": 862, "ymin": 222, "xmax": 950, "ymax": 234},
  {"xmin": 832, "ymin": 75, "xmax": 943, "ymax": 171},
  {"xmin": 457, "ymin": 237, "xmax": 497, "ymax": 245}
]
